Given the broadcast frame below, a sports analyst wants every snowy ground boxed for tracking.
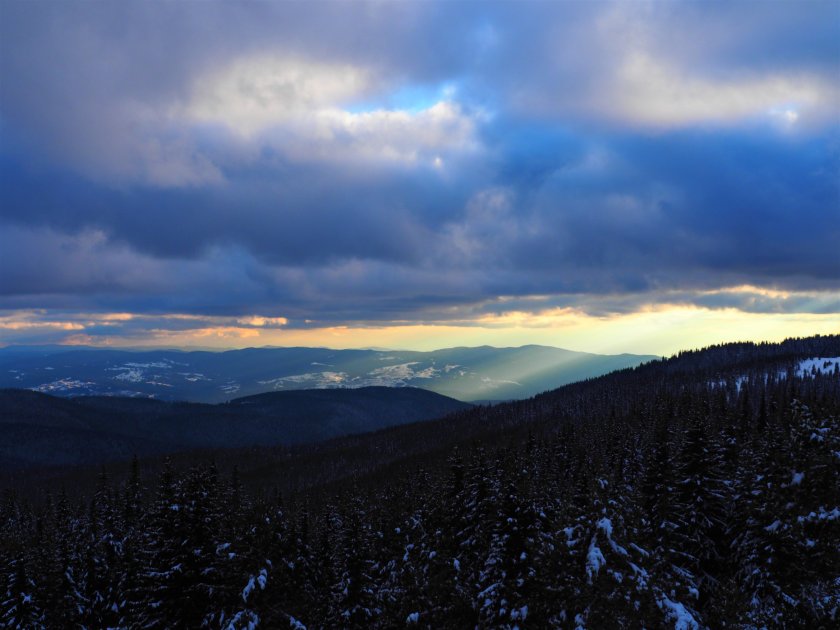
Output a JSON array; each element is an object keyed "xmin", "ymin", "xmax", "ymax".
[{"xmin": 797, "ymin": 357, "xmax": 840, "ymax": 376}]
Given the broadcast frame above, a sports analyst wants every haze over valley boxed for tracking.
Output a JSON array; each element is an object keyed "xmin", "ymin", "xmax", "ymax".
[{"xmin": 0, "ymin": 344, "xmax": 656, "ymax": 403}]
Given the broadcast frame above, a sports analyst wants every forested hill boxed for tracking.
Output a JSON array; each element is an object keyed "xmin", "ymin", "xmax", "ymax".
[
  {"xmin": 2, "ymin": 335, "xmax": 839, "ymax": 628},
  {"xmin": 0, "ymin": 387, "xmax": 472, "ymax": 470}
]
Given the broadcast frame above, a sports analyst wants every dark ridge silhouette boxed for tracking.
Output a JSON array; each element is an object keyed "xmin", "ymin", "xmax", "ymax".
[{"xmin": 0, "ymin": 387, "xmax": 471, "ymax": 469}]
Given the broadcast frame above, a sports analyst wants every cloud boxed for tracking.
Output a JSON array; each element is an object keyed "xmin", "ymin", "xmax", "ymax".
[
  {"xmin": 0, "ymin": 1, "xmax": 486, "ymax": 186},
  {"xmin": 173, "ymin": 52, "xmax": 482, "ymax": 171},
  {"xmin": 606, "ymin": 52, "xmax": 836, "ymax": 128},
  {"xmin": 488, "ymin": 0, "xmax": 839, "ymax": 129},
  {"xmin": 443, "ymin": 187, "xmax": 526, "ymax": 265},
  {"xmin": 0, "ymin": 226, "xmax": 169, "ymax": 297},
  {"xmin": 182, "ymin": 55, "xmax": 377, "ymax": 135},
  {"xmin": 0, "ymin": 1, "xmax": 837, "ymax": 348},
  {"xmin": 1, "ymin": 122, "xmax": 837, "ymax": 323},
  {"xmin": 254, "ymin": 100, "xmax": 479, "ymax": 165}
]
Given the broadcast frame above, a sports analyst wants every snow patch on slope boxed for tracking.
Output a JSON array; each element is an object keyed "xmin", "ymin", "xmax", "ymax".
[
  {"xmin": 123, "ymin": 361, "xmax": 174, "ymax": 369},
  {"xmin": 258, "ymin": 362, "xmax": 448, "ymax": 390},
  {"xmin": 369, "ymin": 362, "xmax": 439, "ymax": 382},
  {"xmin": 657, "ymin": 596, "xmax": 699, "ymax": 630},
  {"xmin": 32, "ymin": 378, "xmax": 97, "ymax": 393},
  {"xmin": 179, "ymin": 372, "xmax": 209, "ymax": 382},
  {"xmin": 114, "ymin": 368, "xmax": 145, "ymax": 383},
  {"xmin": 259, "ymin": 372, "xmax": 349, "ymax": 390},
  {"xmin": 586, "ymin": 537, "xmax": 606, "ymax": 583},
  {"xmin": 797, "ymin": 357, "xmax": 840, "ymax": 376},
  {"xmin": 220, "ymin": 382, "xmax": 240, "ymax": 394}
]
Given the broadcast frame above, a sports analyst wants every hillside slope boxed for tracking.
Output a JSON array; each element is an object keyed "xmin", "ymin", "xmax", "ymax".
[
  {"xmin": 0, "ymin": 387, "xmax": 471, "ymax": 469},
  {"xmin": 2, "ymin": 336, "xmax": 838, "ymax": 628}
]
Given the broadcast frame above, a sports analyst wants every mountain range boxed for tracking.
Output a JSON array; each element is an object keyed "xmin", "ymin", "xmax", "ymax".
[{"xmin": 0, "ymin": 344, "xmax": 657, "ymax": 403}]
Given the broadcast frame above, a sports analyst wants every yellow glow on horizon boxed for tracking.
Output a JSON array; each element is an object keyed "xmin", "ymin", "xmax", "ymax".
[
  {"xmin": 23, "ymin": 307, "xmax": 835, "ymax": 357},
  {"xmin": 1, "ymin": 298, "xmax": 837, "ymax": 356}
]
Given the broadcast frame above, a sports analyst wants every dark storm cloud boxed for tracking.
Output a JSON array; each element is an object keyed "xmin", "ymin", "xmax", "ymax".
[
  {"xmin": 0, "ymin": 0, "xmax": 838, "ymax": 330},
  {"xmin": 502, "ymin": 129, "xmax": 840, "ymax": 286}
]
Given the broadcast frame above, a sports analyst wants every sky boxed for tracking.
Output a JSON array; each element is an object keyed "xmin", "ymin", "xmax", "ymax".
[{"xmin": 0, "ymin": 0, "xmax": 838, "ymax": 356}]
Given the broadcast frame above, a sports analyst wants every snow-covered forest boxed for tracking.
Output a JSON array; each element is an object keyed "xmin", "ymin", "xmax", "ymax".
[{"xmin": 2, "ymin": 336, "xmax": 839, "ymax": 628}]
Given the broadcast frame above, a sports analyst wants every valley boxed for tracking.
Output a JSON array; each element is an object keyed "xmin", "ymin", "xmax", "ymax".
[{"xmin": 0, "ymin": 345, "xmax": 657, "ymax": 403}]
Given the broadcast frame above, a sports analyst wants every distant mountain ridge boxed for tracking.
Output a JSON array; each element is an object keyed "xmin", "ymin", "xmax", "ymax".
[
  {"xmin": 0, "ymin": 344, "xmax": 656, "ymax": 403},
  {"xmin": 0, "ymin": 386, "xmax": 471, "ymax": 469}
]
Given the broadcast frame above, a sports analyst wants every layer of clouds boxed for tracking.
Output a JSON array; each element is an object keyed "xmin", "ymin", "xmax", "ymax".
[
  {"xmin": 0, "ymin": 1, "xmax": 838, "ymax": 343},
  {"xmin": 498, "ymin": 1, "xmax": 840, "ymax": 128}
]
